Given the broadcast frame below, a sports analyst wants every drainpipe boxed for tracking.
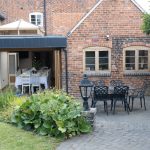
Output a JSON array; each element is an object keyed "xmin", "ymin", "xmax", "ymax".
[
  {"xmin": 63, "ymin": 48, "xmax": 68, "ymax": 94},
  {"xmin": 43, "ymin": 0, "xmax": 47, "ymax": 36}
]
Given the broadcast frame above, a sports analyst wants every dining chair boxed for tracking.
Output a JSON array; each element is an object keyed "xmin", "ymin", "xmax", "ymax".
[
  {"xmin": 31, "ymin": 75, "xmax": 41, "ymax": 93},
  {"xmin": 128, "ymin": 81, "xmax": 147, "ymax": 111},
  {"xmin": 92, "ymin": 86, "xmax": 109, "ymax": 115},
  {"xmin": 21, "ymin": 74, "xmax": 31, "ymax": 94},
  {"xmin": 113, "ymin": 86, "xmax": 129, "ymax": 114},
  {"xmin": 109, "ymin": 80, "xmax": 124, "ymax": 96},
  {"xmin": 41, "ymin": 66, "xmax": 48, "ymax": 70},
  {"xmin": 16, "ymin": 69, "xmax": 21, "ymax": 76},
  {"xmin": 21, "ymin": 68, "xmax": 28, "ymax": 73}
]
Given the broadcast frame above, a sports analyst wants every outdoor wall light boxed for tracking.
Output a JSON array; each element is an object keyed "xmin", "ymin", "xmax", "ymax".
[
  {"xmin": 106, "ymin": 35, "xmax": 110, "ymax": 41},
  {"xmin": 79, "ymin": 74, "xmax": 93, "ymax": 111}
]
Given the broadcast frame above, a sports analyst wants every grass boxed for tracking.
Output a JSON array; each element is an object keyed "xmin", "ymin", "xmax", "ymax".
[{"xmin": 0, "ymin": 122, "xmax": 60, "ymax": 150}]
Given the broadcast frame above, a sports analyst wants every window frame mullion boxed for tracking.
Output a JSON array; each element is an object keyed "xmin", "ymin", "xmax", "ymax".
[{"xmin": 95, "ymin": 51, "xmax": 99, "ymax": 71}]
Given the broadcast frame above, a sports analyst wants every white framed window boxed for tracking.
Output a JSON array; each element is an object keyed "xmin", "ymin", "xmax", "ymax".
[
  {"xmin": 123, "ymin": 46, "xmax": 150, "ymax": 72},
  {"xmin": 29, "ymin": 12, "xmax": 43, "ymax": 26},
  {"xmin": 83, "ymin": 47, "xmax": 111, "ymax": 72}
]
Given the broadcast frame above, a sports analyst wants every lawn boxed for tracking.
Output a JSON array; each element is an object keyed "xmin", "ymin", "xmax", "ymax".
[{"xmin": 0, "ymin": 122, "xmax": 60, "ymax": 150}]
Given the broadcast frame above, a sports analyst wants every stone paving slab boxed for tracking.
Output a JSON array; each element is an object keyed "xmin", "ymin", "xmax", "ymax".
[{"xmin": 57, "ymin": 97, "xmax": 150, "ymax": 150}]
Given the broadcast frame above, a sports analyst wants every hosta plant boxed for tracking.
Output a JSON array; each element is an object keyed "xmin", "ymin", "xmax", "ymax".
[{"xmin": 11, "ymin": 90, "xmax": 92, "ymax": 138}]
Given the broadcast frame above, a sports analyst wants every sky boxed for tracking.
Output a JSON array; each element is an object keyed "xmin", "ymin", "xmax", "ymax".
[{"xmin": 135, "ymin": 0, "xmax": 150, "ymax": 12}]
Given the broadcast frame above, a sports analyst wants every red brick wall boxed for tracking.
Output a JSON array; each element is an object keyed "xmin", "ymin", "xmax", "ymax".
[
  {"xmin": 0, "ymin": 0, "xmax": 97, "ymax": 35},
  {"xmin": 0, "ymin": 0, "xmax": 43, "ymax": 24},
  {"xmin": 64, "ymin": 0, "xmax": 150, "ymax": 96}
]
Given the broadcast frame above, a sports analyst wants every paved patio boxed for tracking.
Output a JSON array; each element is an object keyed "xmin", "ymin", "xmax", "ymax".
[{"xmin": 57, "ymin": 97, "xmax": 150, "ymax": 150}]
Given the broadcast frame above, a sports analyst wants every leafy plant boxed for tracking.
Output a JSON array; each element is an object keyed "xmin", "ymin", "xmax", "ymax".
[
  {"xmin": 0, "ymin": 87, "xmax": 15, "ymax": 109},
  {"xmin": 141, "ymin": 13, "xmax": 150, "ymax": 35},
  {"xmin": 11, "ymin": 90, "xmax": 92, "ymax": 138},
  {"xmin": 0, "ymin": 96, "xmax": 27, "ymax": 123}
]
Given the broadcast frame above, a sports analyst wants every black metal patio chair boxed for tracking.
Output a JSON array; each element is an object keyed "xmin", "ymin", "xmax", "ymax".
[
  {"xmin": 110, "ymin": 80, "xmax": 124, "ymax": 88},
  {"xmin": 92, "ymin": 86, "xmax": 110, "ymax": 115},
  {"xmin": 92, "ymin": 80, "xmax": 105, "ymax": 86},
  {"xmin": 128, "ymin": 81, "xmax": 147, "ymax": 111},
  {"xmin": 113, "ymin": 86, "xmax": 129, "ymax": 114},
  {"xmin": 109, "ymin": 80, "xmax": 124, "ymax": 93}
]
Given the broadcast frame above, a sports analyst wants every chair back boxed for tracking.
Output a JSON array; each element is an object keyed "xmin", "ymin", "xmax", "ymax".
[
  {"xmin": 137, "ymin": 81, "xmax": 147, "ymax": 97},
  {"xmin": 32, "ymin": 75, "xmax": 40, "ymax": 86},
  {"xmin": 93, "ymin": 80, "xmax": 105, "ymax": 86},
  {"xmin": 114, "ymin": 86, "xmax": 129, "ymax": 100},
  {"xmin": 16, "ymin": 69, "xmax": 21, "ymax": 76},
  {"xmin": 21, "ymin": 75, "xmax": 31, "ymax": 85},
  {"xmin": 110, "ymin": 80, "xmax": 124, "ymax": 87},
  {"xmin": 98, "ymin": 80, "xmax": 105, "ymax": 86},
  {"xmin": 41, "ymin": 66, "xmax": 48, "ymax": 70},
  {"xmin": 94, "ymin": 86, "xmax": 108, "ymax": 101}
]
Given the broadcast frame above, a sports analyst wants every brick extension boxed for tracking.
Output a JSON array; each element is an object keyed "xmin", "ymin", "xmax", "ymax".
[
  {"xmin": 0, "ymin": 0, "xmax": 150, "ymax": 97},
  {"xmin": 62, "ymin": 0, "xmax": 150, "ymax": 97}
]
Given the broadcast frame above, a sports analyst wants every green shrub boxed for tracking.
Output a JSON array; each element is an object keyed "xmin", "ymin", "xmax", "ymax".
[
  {"xmin": 0, "ymin": 96, "xmax": 27, "ymax": 123},
  {"xmin": 11, "ymin": 90, "xmax": 92, "ymax": 138},
  {"xmin": 0, "ymin": 87, "xmax": 15, "ymax": 109}
]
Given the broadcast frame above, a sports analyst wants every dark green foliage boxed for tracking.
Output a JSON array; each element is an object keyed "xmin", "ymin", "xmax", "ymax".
[
  {"xmin": 141, "ymin": 13, "xmax": 150, "ymax": 35},
  {"xmin": 11, "ymin": 90, "xmax": 92, "ymax": 138}
]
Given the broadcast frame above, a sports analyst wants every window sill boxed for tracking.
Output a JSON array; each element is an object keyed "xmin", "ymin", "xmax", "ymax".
[
  {"xmin": 124, "ymin": 71, "xmax": 150, "ymax": 76},
  {"xmin": 84, "ymin": 71, "xmax": 111, "ymax": 77}
]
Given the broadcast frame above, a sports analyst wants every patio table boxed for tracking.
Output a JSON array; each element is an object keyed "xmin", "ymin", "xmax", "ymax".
[{"xmin": 91, "ymin": 85, "xmax": 130, "ymax": 114}]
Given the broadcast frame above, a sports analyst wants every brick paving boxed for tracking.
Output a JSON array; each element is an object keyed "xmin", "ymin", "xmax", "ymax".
[{"xmin": 57, "ymin": 97, "xmax": 150, "ymax": 150}]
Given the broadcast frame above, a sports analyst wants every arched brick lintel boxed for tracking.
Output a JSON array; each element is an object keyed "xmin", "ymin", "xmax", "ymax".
[{"xmin": 122, "ymin": 42, "xmax": 150, "ymax": 48}]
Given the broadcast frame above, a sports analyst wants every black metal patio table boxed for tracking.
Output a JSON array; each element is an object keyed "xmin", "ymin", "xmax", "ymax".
[{"xmin": 91, "ymin": 85, "xmax": 130, "ymax": 114}]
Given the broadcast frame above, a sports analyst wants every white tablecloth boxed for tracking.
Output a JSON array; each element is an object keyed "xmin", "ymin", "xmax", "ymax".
[{"xmin": 15, "ymin": 70, "xmax": 50, "ymax": 89}]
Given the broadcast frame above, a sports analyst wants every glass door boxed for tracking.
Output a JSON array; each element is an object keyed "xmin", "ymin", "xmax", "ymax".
[{"xmin": 8, "ymin": 53, "xmax": 18, "ymax": 85}]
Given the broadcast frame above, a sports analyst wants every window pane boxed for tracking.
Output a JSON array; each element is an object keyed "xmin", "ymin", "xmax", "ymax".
[
  {"xmin": 139, "ymin": 64, "xmax": 148, "ymax": 70},
  {"xmin": 125, "ymin": 50, "xmax": 135, "ymax": 70},
  {"xmin": 126, "ymin": 57, "xmax": 135, "ymax": 63},
  {"xmin": 139, "ymin": 50, "xmax": 148, "ymax": 70},
  {"xmin": 86, "ymin": 51, "xmax": 95, "ymax": 57},
  {"xmin": 99, "ymin": 51, "xmax": 108, "ymax": 70},
  {"xmin": 37, "ymin": 15, "xmax": 42, "ymax": 25},
  {"xmin": 37, "ymin": 15, "xmax": 41, "ymax": 19},
  {"xmin": 139, "ymin": 57, "xmax": 148, "ymax": 64},
  {"xmin": 85, "ymin": 51, "xmax": 95, "ymax": 71},
  {"xmin": 139, "ymin": 50, "xmax": 148, "ymax": 56},
  {"xmin": 126, "ymin": 51, "xmax": 135, "ymax": 56},
  {"xmin": 37, "ymin": 19, "xmax": 41, "ymax": 25},
  {"xmin": 99, "ymin": 58, "xmax": 108, "ymax": 64},
  {"xmin": 99, "ymin": 51, "xmax": 108, "ymax": 57},
  {"xmin": 31, "ymin": 15, "xmax": 36, "ymax": 24},
  {"xmin": 99, "ymin": 64, "xmax": 108, "ymax": 70},
  {"xmin": 86, "ymin": 58, "xmax": 95, "ymax": 64},
  {"xmin": 9, "ymin": 55, "xmax": 16, "ymax": 74},
  {"xmin": 126, "ymin": 64, "xmax": 135, "ymax": 70}
]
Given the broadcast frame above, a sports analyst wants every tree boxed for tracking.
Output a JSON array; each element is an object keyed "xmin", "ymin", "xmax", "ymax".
[{"xmin": 141, "ymin": 13, "xmax": 150, "ymax": 35}]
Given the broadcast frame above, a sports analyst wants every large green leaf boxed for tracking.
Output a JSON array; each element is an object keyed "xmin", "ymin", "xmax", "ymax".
[
  {"xmin": 58, "ymin": 127, "xmax": 66, "ymax": 133},
  {"xmin": 38, "ymin": 126, "xmax": 48, "ymax": 136}
]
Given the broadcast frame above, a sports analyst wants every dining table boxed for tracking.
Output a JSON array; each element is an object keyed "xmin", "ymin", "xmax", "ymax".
[{"xmin": 15, "ymin": 68, "xmax": 51, "ymax": 89}]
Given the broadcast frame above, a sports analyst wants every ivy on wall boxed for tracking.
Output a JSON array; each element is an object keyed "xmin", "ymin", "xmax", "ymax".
[{"xmin": 141, "ymin": 13, "xmax": 150, "ymax": 35}]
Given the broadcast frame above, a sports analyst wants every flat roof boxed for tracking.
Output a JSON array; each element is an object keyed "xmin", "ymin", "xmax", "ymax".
[{"xmin": 0, "ymin": 35, "xmax": 67, "ymax": 49}]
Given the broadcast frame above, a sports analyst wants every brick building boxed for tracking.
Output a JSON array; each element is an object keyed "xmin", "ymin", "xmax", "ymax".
[{"xmin": 0, "ymin": 0, "xmax": 150, "ymax": 96}]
